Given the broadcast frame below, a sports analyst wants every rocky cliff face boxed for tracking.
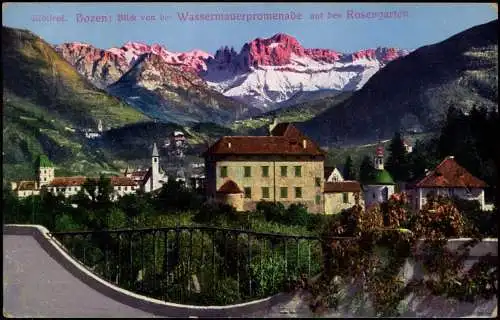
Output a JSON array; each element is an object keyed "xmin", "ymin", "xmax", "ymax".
[
  {"xmin": 56, "ymin": 34, "xmax": 409, "ymax": 112},
  {"xmin": 202, "ymin": 33, "xmax": 409, "ymax": 108},
  {"xmin": 300, "ymin": 19, "xmax": 498, "ymax": 146},
  {"xmin": 107, "ymin": 52, "xmax": 259, "ymax": 125}
]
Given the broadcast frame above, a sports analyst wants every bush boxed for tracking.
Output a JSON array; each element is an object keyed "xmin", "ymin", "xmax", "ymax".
[
  {"xmin": 256, "ymin": 200, "xmax": 286, "ymax": 223},
  {"xmin": 286, "ymin": 203, "xmax": 310, "ymax": 226},
  {"xmin": 256, "ymin": 200, "xmax": 314, "ymax": 227},
  {"xmin": 193, "ymin": 201, "xmax": 237, "ymax": 225}
]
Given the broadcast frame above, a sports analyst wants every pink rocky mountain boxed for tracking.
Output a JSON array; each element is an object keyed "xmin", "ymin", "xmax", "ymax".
[
  {"xmin": 55, "ymin": 41, "xmax": 211, "ymax": 88},
  {"xmin": 56, "ymin": 33, "xmax": 409, "ymax": 109},
  {"xmin": 203, "ymin": 33, "xmax": 409, "ymax": 108}
]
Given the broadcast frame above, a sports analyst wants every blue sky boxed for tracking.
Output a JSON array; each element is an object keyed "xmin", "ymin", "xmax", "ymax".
[{"xmin": 2, "ymin": 3, "xmax": 497, "ymax": 54}]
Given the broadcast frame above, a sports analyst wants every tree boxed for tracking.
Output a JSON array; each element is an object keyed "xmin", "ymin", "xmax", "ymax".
[
  {"xmin": 343, "ymin": 156, "xmax": 356, "ymax": 180},
  {"xmin": 155, "ymin": 179, "xmax": 203, "ymax": 212},
  {"xmin": 359, "ymin": 155, "xmax": 374, "ymax": 183},
  {"xmin": 386, "ymin": 132, "xmax": 410, "ymax": 182},
  {"xmin": 407, "ymin": 139, "xmax": 439, "ymax": 181},
  {"xmin": 96, "ymin": 174, "xmax": 114, "ymax": 206}
]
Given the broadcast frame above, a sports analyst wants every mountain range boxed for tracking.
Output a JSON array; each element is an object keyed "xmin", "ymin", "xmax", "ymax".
[
  {"xmin": 55, "ymin": 34, "xmax": 409, "ymax": 123},
  {"xmin": 3, "ymin": 20, "xmax": 497, "ymax": 181},
  {"xmin": 299, "ymin": 19, "xmax": 498, "ymax": 146},
  {"xmin": 2, "ymin": 26, "xmax": 149, "ymax": 181}
]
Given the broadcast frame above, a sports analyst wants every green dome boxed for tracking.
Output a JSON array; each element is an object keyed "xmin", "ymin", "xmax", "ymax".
[
  {"xmin": 35, "ymin": 154, "xmax": 54, "ymax": 168},
  {"xmin": 370, "ymin": 169, "xmax": 395, "ymax": 185}
]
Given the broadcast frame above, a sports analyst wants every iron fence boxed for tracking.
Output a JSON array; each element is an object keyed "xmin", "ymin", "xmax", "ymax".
[{"xmin": 50, "ymin": 226, "xmax": 350, "ymax": 305}]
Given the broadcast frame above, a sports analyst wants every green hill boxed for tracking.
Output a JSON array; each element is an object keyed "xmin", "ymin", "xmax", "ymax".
[{"xmin": 2, "ymin": 26, "xmax": 150, "ymax": 182}]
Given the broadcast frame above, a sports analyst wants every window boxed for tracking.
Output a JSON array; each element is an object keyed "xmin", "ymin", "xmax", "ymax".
[
  {"xmin": 244, "ymin": 187, "xmax": 252, "ymax": 199},
  {"xmin": 244, "ymin": 166, "xmax": 252, "ymax": 177},
  {"xmin": 280, "ymin": 187, "xmax": 288, "ymax": 198},
  {"xmin": 262, "ymin": 166, "xmax": 269, "ymax": 177},
  {"xmin": 315, "ymin": 177, "xmax": 321, "ymax": 187},
  {"xmin": 262, "ymin": 187, "xmax": 270, "ymax": 199},
  {"xmin": 280, "ymin": 166, "xmax": 287, "ymax": 177},
  {"xmin": 220, "ymin": 166, "xmax": 228, "ymax": 178},
  {"xmin": 373, "ymin": 193, "xmax": 376, "ymax": 199},
  {"xmin": 343, "ymin": 193, "xmax": 349, "ymax": 204},
  {"xmin": 295, "ymin": 187, "xmax": 302, "ymax": 198},
  {"xmin": 294, "ymin": 166, "xmax": 302, "ymax": 177},
  {"xmin": 315, "ymin": 195, "xmax": 321, "ymax": 205},
  {"xmin": 118, "ymin": 186, "xmax": 121, "ymax": 191},
  {"xmin": 154, "ymin": 158, "xmax": 157, "ymax": 163}
]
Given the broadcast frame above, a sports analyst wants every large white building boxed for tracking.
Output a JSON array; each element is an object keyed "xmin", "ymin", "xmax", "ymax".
[{"xmin": 12, "ymin": 155, "xmax": 137, "ymax": 200}]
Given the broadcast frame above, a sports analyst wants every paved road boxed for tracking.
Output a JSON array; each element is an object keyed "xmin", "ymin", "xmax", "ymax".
[{"xmin": 3, "ymin": 234, "xmax": 159, "ymax": 318}]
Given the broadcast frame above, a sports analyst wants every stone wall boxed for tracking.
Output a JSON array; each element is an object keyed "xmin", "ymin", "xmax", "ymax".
[{"xmin": 255, "ymin": 238, "xmax": 498, "ymax": 318}]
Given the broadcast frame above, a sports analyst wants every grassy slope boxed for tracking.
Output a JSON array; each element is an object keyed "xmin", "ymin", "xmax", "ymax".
[
  {"xmin": 2, "ymin": 26, "xmax": 150, "ymax": 182},
  {"xmin": 230, "ymin": 92, "xmax": 352, "ymax": 135}
]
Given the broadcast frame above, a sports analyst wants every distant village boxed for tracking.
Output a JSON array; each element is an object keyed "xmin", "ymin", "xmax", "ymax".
[{"xmin": 11, "ymin": 119, "xmax": 492, "ymax": 214}]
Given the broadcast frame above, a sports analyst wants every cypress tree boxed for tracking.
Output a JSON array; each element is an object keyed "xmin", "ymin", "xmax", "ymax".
[{"xmin": 386, "ymin": 132, "xmax": 410, "ymax": 182}]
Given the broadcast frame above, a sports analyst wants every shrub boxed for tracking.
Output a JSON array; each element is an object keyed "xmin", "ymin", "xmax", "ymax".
[
  {"xmin": 286, "ymin": 203, "xmax": 310, "ymax": 226},
  {"xmin": 256, "ymin": 200, "xmax": 286, "ymax": 223},
  {"xmin": 193, "ymin": 201, "xmax": 237, "ymax": 225}
]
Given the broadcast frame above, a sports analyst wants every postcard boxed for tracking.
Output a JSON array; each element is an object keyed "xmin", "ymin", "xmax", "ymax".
[{"xmin": 2, "ymin": 3, "xmax": 498, "ymax": 316}]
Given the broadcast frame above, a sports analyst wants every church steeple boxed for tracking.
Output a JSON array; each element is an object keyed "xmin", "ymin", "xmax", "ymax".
[
  {"xmin": 374, "ymin": 143, "xmax": 384, "ymax": 170},
  {"xmin": 151, "ymin": 143, "xmax": 160, "ymax": 191}
]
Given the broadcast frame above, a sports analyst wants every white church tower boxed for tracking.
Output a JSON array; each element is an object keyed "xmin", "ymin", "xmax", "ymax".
[
  {"xmin": 150, "ymin": 143, "xmax": 161, "ymax": 191},
  {"xmin": 363, "ymin": 144, "xmax": 396, "ymax": 208},
  {"xmin": 374, "ymin": 144, "xmax": 385, "ymax": 170},
  {"xmin": 97, "ymin": 119, "xmax": 103, "ymax": 133},
  {"xmin": 36, "ymin": 155, "xmax": 55, "ymax": 187}
]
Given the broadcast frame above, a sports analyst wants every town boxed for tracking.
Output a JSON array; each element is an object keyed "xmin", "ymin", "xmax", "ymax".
[
  {"xmin": 9, "ymin": 119, "xmax": 492, "ymax": 214},
  {"xmin": 3, "ymin": 4, "xmax": 497, "ymax": 317}
]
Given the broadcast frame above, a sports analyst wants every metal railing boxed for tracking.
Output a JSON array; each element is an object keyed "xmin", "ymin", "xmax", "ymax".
[{"xmin": 50, "ymin": 226, "xmax": 350, "ymax": 305}]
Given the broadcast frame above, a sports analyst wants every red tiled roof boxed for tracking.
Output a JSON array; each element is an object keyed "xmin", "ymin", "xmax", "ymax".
[
  {"xmin": 49, "ymin": 176, "xmax": 137, "ymax": 187},
  {"xmin": 16, "ymin": 180, "xmax": 37, "ymax": 191},
  {"xmin": 131, "ymin": 171, "xmax": 147, "ymax": 178},
  {"xmin": 414, "ymin": 156, "xmax": 487, "ymax": 188},
  {"xmin": 110, "ymin": 176, "xmax": 137, "ymax": 186},
  {"xmin": 324, "ymin": 181, "xmax": 361, "ymax": 193},
  {"xmin": 217, "ymin": 180, "xmax": 243, "ymax": 194},
  {"xmin": 203, "ymin": 123, "xmax": 325, "ymax": 157},
  {"xmin": 49, "ymin": 176, "xmax": 87, "ymax": 187}
]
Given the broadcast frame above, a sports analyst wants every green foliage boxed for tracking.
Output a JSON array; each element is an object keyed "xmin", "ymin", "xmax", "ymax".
[
  {"xmin": 285, "ymin": 203, "xmax": 310, "ymax": 226},
  {"xmin": 359, "ymin": 155, "xmax": 374, "ymax": 183},
  {"xmin": 54, "ymin": 214, "xmax": 81, "ymax": 232},
  {"xmin": 250, "ymin": 253, "xmax": 287, "ymax": 297},
  {"xmin": 156, "ymin": 179, "xmax": 204, "ymax": 212},
  {"xmin": 343, "ymin": 155, "xmax": 356, "ymax": 180},
  {"xmin": 386, "ymin": 132, "xmax": 410, "ymax": 182},
  {"xmin": 193, "ymin": 201, "xmax": 237, "ymax": 225},
  {"xmin": 311, "ymin": 194, "xmax": 498, "ymax": 316}
]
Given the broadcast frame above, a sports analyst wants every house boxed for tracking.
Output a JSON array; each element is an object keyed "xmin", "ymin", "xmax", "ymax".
[
  {"xmin": 124, "ymin": 143, "xmax": 168, "ymax": 193},
  {"xmin": 11, "ymin": 155, "xmax": 138, "ymax": 200},
  {"xmin": 324, "ymin": 180, "xmax": 364, "ymax": 214},
  {"xmin": 407, "ymin": 156, "xmax": 488, "ymax": 210},
  {"xmin": 324, "ymin": 166, "xmax": 344, "ymax": 182},
  {"xmin": 11, "ymin": 181, "xmax": 40, "ymax": 198},
  {"xmin": 362, "ymin": 144, "xmax": 396, "ymax": 208},
  {"xmin": 203, "ymin": 121, "xmax": 327, "ymax": 213}
]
